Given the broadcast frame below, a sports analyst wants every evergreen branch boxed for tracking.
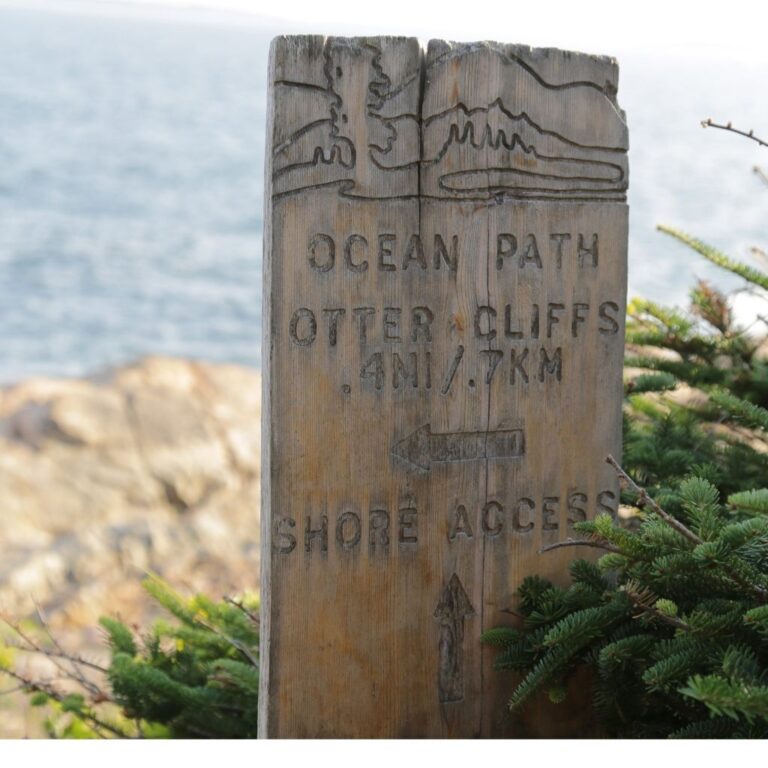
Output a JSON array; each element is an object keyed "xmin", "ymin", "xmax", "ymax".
[
  {"xmin": 510, "ymin": 603, "xmax": 626, "ymax": 709},
  {"xmin": 701, "ymin": 119, "xmax": 768, "ymax": 149},
  {"xmin": 657, "ymin": 226, "xmax": 768, "ymax": 291},
  {"xmin": 670, "ymin": 717, "xmax": 741, "ymax": 739},
  {"xmin": 626, "ymin": 372, "xmax": 678, "ymax": 395},
  {"xmin": 681, "ymin": 674, "xmax": 768, "ymax": 723},
  {"xmin": 606, "ymin": 455, "xmax": 768, "ymax": 602},
  {"xmin": 711, "ymin": 390, "xmax": 768, "ymax": 432},
  {"xmin": 622, "ymin": 583, "xmax": 690, "ymax": 631},
  {"xmin": 606, "ymin": 454, "xmax": 703, "ymax": 545},
  {"xmin": 540, "ymin": 538, "xmax": 621, "ymax": 554}
]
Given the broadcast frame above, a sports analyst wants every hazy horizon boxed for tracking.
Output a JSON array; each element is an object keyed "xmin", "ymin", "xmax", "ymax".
[{"xmin": 1, "ymin": 2, "xmax": 766, "ymax": 382}]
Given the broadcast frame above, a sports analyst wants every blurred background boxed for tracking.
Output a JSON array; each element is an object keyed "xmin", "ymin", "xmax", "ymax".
[
  {"xmin": 0, "ymin": 0, "xmax": 766, "ymax": 737},
  {"xmin": 1, "ymin": 1, "xmax": 767, "ymax": 381}
]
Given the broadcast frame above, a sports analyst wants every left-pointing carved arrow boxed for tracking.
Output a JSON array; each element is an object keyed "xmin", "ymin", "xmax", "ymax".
[
  {"xmin": 434, "ymin": 573, "xmax": 475, "ymax": 704},
  {"xmin": 392, "ymin": 423, "xmax": 525, "ymax": 472}
]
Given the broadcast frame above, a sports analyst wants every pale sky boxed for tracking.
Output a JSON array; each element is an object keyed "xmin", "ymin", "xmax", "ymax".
[{"xmin": 5, "ymin": 0, "xmax": 768, "ymax": 63}]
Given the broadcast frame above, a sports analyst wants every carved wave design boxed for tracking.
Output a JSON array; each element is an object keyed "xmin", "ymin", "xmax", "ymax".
[{"xmin": 271, "ymin": 40, "xmax": 420, "ymax": 198}]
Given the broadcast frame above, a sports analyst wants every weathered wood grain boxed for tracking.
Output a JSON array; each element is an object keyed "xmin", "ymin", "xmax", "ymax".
[{"xmin": 260, "ymin": 37, "xmax": 628, "ymax": 738}]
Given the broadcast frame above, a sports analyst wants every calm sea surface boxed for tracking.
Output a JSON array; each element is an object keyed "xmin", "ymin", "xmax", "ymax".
[{"xmin": 1, "ymin": 7, "xmax": 766, "ymax": 382}]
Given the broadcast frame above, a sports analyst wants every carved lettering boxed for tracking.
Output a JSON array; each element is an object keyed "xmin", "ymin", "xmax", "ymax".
[
  {"xmin": 344, "ymin": 234, "xmax": 369, "ymax": 273},
  {"xmin": 289, "ymin": 308, "xmax": 317, "ymax": 347},
  {"xmin": 572, "ymin": 303, "xmax": 589, "ymax": 337},
  {"xmin": 513, "ymin": 498, "xmax": 535, "ymax": 533},
  {"xmin": 481, "ymin": 349, "xmax": 504, "ymax": 384},
  {"xmin": 578, "ymin": 233, "xmax": 599, "ymax": 267},
  {"xmin": 403, "ymin": 234, "xmax": 426, "ymax": 270},
  {"xmin": 474, "ymin": 306, "xmax": 496, "ymax": 341},
  {"xmin": 597, "ymin": 489, "xmax": 618, "ymax": 517},
  {"xmin": 567, "ymin": 492, "xmax": 588, "ymax": 527},
  {"xmin": 448, "ymin": 504, "xmax": 474, "ymax": 541},
  {"xmin": 496, "ymin": 233, "xmax": 517, "ymax": 270},
  {"xmin": 481, "ymin": 501, "xmax": 503, "ymax": 537},
  {"xmin": 504, "ymin": 304, "xmax": 523, "ymax": 339},
  {"xmin": 542, "ymin": 497, "xmax": 559, "ymax": 531},
  {"xmin": 434, "ymin": 234, "xmax": 458, "ymax": 271},
  {"xmin": 546, "ymin": 303, "xmax": 565, "ymax": 338},
  {"xmin": 519, "ymin": 234, "xmax": 542, "ymax": 268},
  {"xmin": 353, "ymin": 306, "xmax": 375, "ymax": 344},
  {"xmin": 411, "ymin": 307, "xmax": 434, "ymax": 343},
  {"xmin": 274, "ymin": 517, "xmax": 297, "ymax": 554},
  {"xmin": 398, "ymin": 506, "xmax": 418, "ymax": 545},
  {"xmin": 378, "ymin": 233, "xmax": 397, "ymax": 271},
  {"xmin": 323, "ymin": 308, "xmax": 345, "ymax": 347},
  {"xmin": 369, "ymin": 509, "xmax": 390, "ymax": 553},
  {"xmin": 538, "ymin": 347, "xmax": 562, "ymax": 382},
  {"xmin": 510, "ymin": 347, "xmax": 529, "ymax": 384},
  {"xmin": 550, "ymin": 233, "xmax": 571, "ymax": 268},
  {"xmin": 308, "ymin": 233, "xmax": 334, "ymax": 272},
  {"xmin": 599, "ymin": 301, "xmax": 620, "ymax": 335},
  {"xmin": 305, "ymin": 514, "xmax": 328, "ymax": 553},
  {"xmin": 360, "ymin": 352, "xmax": 384, "ymax": 390},
  {"xmin": 336, "ymin": 511, "xmax": 362, "ymax": 550},
  {"xmin": 393, "ymin": 352, "xmax": 418, "ymax": 389},
  {"xmin": 383, "ymin": 307, "xmax": 402, "ymax": 342}
]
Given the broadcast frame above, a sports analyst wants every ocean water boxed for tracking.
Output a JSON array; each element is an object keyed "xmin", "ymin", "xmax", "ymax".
[{"xmin": 1, "ymin": 7, "xmax": 766, "ymax": 382}]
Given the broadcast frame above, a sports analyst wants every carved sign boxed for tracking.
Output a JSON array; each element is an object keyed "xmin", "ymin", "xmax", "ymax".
[{"xmin": 260, "ymin": 37, "xmax": 627, "ymax": 737}]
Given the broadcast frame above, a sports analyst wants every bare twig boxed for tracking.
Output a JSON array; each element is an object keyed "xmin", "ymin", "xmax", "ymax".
[
  {"xmin": 224, "ymin": 596, "xmax": 260, "ymax": 625},
  {"xmin": 540, "ymin": 538, "xmax": 621, "ymax": 555},
  {"xmin": 3, "ymin": 615, "xmax": 107, "ymax": 700},
  {"xmin": 35, "ymin": 604, "xmax": 109, "ymax": 686},
  {"xmin": 191, "ymin": 615, "xmax": 259, "ymax": 669},
  {"xmin": 6, "ymin": 619, "xmax": 85, "ymax": 684},
  {"xmin": 623, "ymin": 591, "xmax": 691, "ymax": 631},
  {"xmin": 701, "ymin": 118, "xmax": 768, "ymax": 148},
  {"xmin": 754, "ymin": 165, "xmax": 768, "ymax": 186},
  {"xmin": 606, "ymin": 454, "xmax": 703, "ymax": 545},
  {"xmin": 8, "ymin": 643, "xmax": 108, "ymax": 675},
  {"xmin": 0, "ymin": 666, "xmax": 130, "ymax": 739}
]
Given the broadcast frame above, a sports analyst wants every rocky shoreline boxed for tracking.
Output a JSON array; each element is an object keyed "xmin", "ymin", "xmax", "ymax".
[{"xmin": 0, "ymin": 357, "xmax": 262, "ymax": 636}]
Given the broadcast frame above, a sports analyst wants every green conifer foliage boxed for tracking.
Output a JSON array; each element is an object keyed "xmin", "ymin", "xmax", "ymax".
[
  {"xmin": 484, "ymin": 461, "xmax": 768, "ymax": 737},
  {"xmin": 620, "ymin": 217, "xmax": 768, "ymax": 513},
  {"xmin": 0, "ymin": 576, "xmax": 259, "ymax": 738}
]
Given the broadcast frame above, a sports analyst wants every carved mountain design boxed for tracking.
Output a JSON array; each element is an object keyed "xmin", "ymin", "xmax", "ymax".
[
  {"xmin": 269, "ymin": 38, "xmax": 628, "ymax": 202},
  {"xmin": 422, "ymin": 102, "xmax": 627, "ymax": 199}
]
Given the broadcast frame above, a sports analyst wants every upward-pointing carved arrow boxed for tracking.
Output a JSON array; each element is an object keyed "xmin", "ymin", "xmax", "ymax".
[
  {"xmin": 434, "ymin": 573, "xmax": 475, "ymax": 704},
  {"xmin": 392, "ymin": 423, "xmax": 525, "ymax": 472}
]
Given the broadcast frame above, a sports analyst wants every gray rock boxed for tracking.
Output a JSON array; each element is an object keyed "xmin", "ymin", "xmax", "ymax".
[{"xmin": 0, "ymin": 356, "xmax": 262, "ymax": 632}]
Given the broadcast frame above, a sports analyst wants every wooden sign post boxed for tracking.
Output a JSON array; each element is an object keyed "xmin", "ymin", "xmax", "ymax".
[{"xmin": 260, "ymin": 37, "xmax": 628, "ymax": 738}]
